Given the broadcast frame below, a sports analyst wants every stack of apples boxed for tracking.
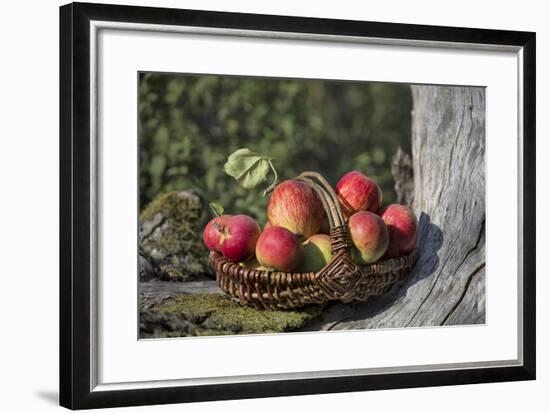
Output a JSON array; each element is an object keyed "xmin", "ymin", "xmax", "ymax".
[{"xmin": 203, "ymin": 171, "xmax": 418, "ymax": 273}]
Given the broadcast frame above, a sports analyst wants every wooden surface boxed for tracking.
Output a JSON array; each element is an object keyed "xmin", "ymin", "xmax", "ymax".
[
  {"xmin": 140, "ymin": 280, "xmax": 223, "ymax": 308},
  {"xmin": 301, "ymin": 85, "xmax": 486, "ymax": 330}
]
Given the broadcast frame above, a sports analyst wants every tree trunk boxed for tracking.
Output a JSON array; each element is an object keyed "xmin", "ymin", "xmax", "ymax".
[{"xmin": 302, "ymin": 85, "xmax": 486, "ymax": 330}]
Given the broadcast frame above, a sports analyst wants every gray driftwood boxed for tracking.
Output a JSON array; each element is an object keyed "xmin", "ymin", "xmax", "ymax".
[
  {"xmin": 301, "ymin": 85, "xmax": 486, "ymax": 331},
  {"xmin": 391, "ymin": 147, "xmax": 415, "ymax": 207}
]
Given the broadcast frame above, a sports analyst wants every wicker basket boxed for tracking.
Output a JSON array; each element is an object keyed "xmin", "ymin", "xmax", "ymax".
[{"xmin": 211, "ymin": 171, "xmax": 418, "ymax": 310}]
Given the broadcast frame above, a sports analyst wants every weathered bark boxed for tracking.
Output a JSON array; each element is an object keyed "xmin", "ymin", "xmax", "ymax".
[
  {"xmin": 391, "ymin": 147, "xmax": 414, "ymax": 207},
  {"xmin": 302, "ymin": 86, "xmax": 486, "ymax": 330},
  {"xmin": 140, "ymin": 280, "xmax": 224, "ymax": 309}
]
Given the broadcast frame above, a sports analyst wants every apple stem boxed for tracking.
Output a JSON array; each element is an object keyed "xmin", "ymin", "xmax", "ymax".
[{"xmin": 263, "ymin": 159, "xmax": 279, "ymax": 197}]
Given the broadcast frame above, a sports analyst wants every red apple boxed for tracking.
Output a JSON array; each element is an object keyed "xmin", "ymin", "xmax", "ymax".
[
  {"xmin": 296, "ymin": 234, "xmax": 332, "ymax": 273},
  {"xmin": 267, "ymin": 179, "xmax": 325, "ymax": 240},
  {"xmin": 218, "ymin": 215, "xmax": 261, "ymax": 263},
  {"xmin": 202, "ymin": 215, "xmax": 232, "ymax": 252},
  {"xmin": 349, "ymin": 211, "xmax": 389, "ymax": 264},
  {"xmin": 380, "ymin": 204, "xmax": 418, "ymax": 258},
  {"xmin": 335, "ymin": 171, "xmax": 382, "ymax": 218},
  {"xmin": 256, "ymin": 226, "xmax": 304, "ymax": 271}
]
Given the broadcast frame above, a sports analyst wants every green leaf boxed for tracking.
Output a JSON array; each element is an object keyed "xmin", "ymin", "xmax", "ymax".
[
  {"xmin": 209, "ymin": 202, "xmax": 224, "ymax": 217},
  {"xmin": 224, "ymin": 148, "xmax": 273, "ymax": 190}
]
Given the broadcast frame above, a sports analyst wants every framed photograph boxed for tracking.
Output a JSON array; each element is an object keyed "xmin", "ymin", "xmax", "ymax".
[{"xmin": 60, "ymin": 2, "xmax": 536, "ymax": 409}]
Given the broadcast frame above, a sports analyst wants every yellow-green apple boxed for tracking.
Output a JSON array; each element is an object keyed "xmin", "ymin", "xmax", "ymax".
[
  {"xmin": 267, "ymin": 179, "xmax": 324, "ymax": 240},
  {"xmin": 256, "ymin": 226, "xmax": 304, "ymax": 271},
  {"xmin": 202, "ymin": 215, "xmax": 232, "ymax": 252},
  {"xmin": 336, "ymin": 171, "xmax": 382, "ymax": 218},
  {"xmin": 239, "ymin": 257, "xmax": 267, "ymax": 271},
  {"xmin": 380, "ymin": 204, "xmax": 418, "ymax": 258},
  {"xmin": 349, "ymin": 211, "xmax": 389, "ymax": 264},
  {"xmin": 217, "ymin": 215, "xmax": 261, "ymax": 262},
  {"xmin": 296, "ymin": 234, "xmax": 332, "ymax": 272}
]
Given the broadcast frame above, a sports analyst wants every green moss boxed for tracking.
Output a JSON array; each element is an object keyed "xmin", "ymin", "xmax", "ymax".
[
  {"xmin": 158, "ymin": 264, "xmax": 184, "ymax": 281},
  {"xmin": 159, "ymin": 294, "xmax": 322, "ymax": 336},
  {"xmin": 140, "ymin": 190, "xmax": 202, "ymax": 223}
]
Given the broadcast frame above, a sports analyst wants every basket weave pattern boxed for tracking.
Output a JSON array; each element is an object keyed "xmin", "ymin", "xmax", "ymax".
[{"xmin": 211, "ymin": 172, "xmax": 418, "ymax": 310}]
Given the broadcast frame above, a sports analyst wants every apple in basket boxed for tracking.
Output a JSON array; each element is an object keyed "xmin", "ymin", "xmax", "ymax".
[
  {"xmin": 256, "ymin": 226, "xmax": 304, "ymax": 272},
  {"xmin": 203, "ymin": 214, "xmax": 261, "ymax": 263},
  {"xmin": 379, "ymin": 204, "xmax": 418, "ymax": 258},
  {"xmin": 202, "ymin": 214, "xmax": 232, "ymax": 252},
  {"xmin": 267, "ymin": 179, "xmax": 325, "ymax": 240},
  {"xmin": 239, "ymin": 257, "xmax": 267, "ymax": 271},
  {"xmin": 349, "ymin": 211, "xmax": 389, "ymax": 264},
  {"xmin": 296, "ymin": 234, "xmax": 332, "ymax": 273},
  {"xmin": 336, "ymin": 171, "xmax": 382, "ymax": 218}
]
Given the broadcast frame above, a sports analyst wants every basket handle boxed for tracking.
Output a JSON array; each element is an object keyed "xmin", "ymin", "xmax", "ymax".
[{"xmin": 295, "ymin": 171, "xmax": 351, "ymax": 254}]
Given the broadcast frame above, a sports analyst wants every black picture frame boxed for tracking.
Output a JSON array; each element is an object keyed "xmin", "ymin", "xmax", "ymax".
[{"xmin": 60, "ymin": 2, "xmax": 536, "ymax": 410}]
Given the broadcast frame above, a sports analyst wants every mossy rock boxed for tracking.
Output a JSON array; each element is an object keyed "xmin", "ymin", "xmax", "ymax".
[
  {"xmin": 140, "ymin": 294, "xmax": 322, "ymax": 338},
  {"xmin": 139, "ymin": 190, "xmax": 213, "ymax": 281}
]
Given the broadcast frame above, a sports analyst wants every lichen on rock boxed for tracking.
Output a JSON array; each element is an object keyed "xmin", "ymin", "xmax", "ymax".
[
  {"xmin": 139, "ymin": 190, "xmax": 213, "ymax": 281},
  {"xmin": 140, "ymin": 293, "xmax": 322, "ymax": 338}
]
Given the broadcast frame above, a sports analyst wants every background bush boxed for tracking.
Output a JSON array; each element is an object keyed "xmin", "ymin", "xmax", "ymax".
[{"xmin": 139, "ymin": 73, "xmax": 412, "ymax": 226}]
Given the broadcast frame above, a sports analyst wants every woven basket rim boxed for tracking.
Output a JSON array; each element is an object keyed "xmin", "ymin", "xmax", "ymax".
[{"xmin": 210, "ymin": 248, "xmax": 419, "ymax": 280}]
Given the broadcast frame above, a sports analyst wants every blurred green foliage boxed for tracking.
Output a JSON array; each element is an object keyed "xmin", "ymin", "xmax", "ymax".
[{"xmin": 139, "ymin": 73, "xmax": 412, "ymax": 226}]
